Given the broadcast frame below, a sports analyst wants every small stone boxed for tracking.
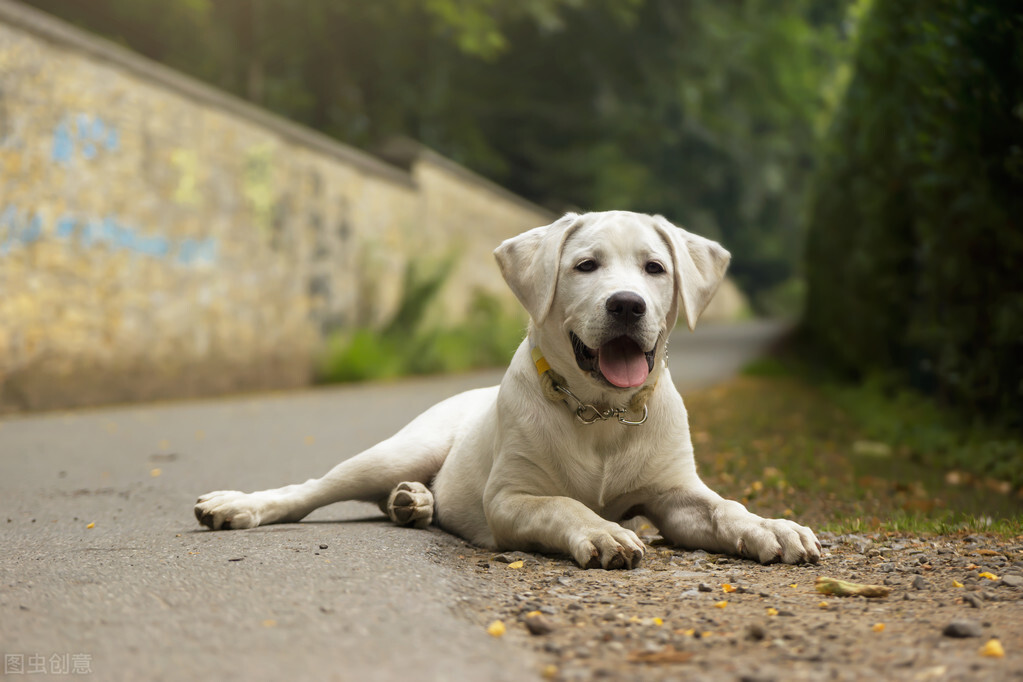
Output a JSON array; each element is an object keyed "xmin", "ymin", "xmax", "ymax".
[
  {"xmin": 963, "ymin": 593, "xmax": 983, "ymax": 609},
  {"xmin": 912, "ymin": 576, "xmax": 931, "ymax": 590},
  {"xmin": 319, "ymin": 544, "xmax": 328, "ymax": 550},
  {"xmin": 746, "ymin": 623, "xmax": 767, "ymax": 641},
  {"xmin": 525, "ymin": 612, "xmax": 556, "ymax": 636},
  {"xmin": 942, "ymin": 620, "xmax": 983, "ymax": 638},
  {"xmin": 740, "ymin": 674, "xmax": 777, "ymax": 682},
  {"xmin": 1000, "ymin": 574, "xmax": 1023, "ymax": 588},
  {"xmin": 698, "ymin": 583, "xmax": 713, "ymax": 592}
]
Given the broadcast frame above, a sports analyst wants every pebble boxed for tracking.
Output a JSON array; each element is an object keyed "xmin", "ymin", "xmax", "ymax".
[
  {"xmin": 525, "ymin": 613, "xmax": 556, "ymax": 635},
  {"xmin": 494, "ymin": 552, "xmax": 537, "ymax": 564},
  {"xmin": 698, "ymin": 583, "xmax": 713, "ymax": 592},
  {"xmin": 963, "ymin": 593, "xmax": 984, "ymax": 609},
  {"xmin": 912, "ymin": 576, "xmax": 931, "ymax": 590},
  {"xmin": 1000, "ymin": 574, "xmax": 1023, "ymax": 588},
  {"xmin": 942, "ymin": 620, "xmax": 983, "ymax": 638}
]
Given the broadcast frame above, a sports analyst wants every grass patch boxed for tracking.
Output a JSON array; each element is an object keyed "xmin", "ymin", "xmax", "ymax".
[
  {"xmin": 317, "ymin": 260, "xmax": 526, "ymax": 383},
  {"xmin": 686, "ymin": 374, "xmax": 1022, "ymax": 537}
]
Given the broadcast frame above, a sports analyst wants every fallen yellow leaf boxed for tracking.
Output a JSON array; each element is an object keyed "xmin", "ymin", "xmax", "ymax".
[
  {"xmin": 766, "ymin": 607, "xmax": 779, "ymax": 617},
  {"xmin": 262, "ymin": 619, "xmax": 277, "ymax": 628},
  {"xmin": 872, "ymin": 623, "xmax": 885, "ymax": 633},
  {"xmin": 789, "ymin": 583, "xmax": 798, "ymax": 589},
  {"xmin": 487, "ymin": 620, "xmax": 506, "ymax": 637},
  {"xmin": 953, "ymin": 580, "xmax": 964, "ymax": 588},
  {"xmin": 818, "ymin": 601, "xmax": 829, "ymax": 609},
  {"xmin": 507, "ymin": 560, "xmax": 524, "ymax": 569},
  {"xmin": 722, "ymin": 583, "xmax": 737, "ymax": 593},
  {"xmin": 86, "ymin": 522, "xmax": 95, "ymax": 529},
  {"xmin": 815, "ymin": 576, "xmax": 891, "ymax": 598},
  {"xmin": 714, "ymin": 601, "xmax": 728, "ymax": 609},
  {"xmin": 541, "ymin": 665, "xmax": 559, "ymax": 679},
  {"xmin": 526, "ymin": 610, "xmax": 542, "ymax": 618},
  {"xmin": 979, "ymin": 639, "xmax": 1005, "ymax": 658},
  {"xmin": 150, "ymin": 468, "xmax": 162, "ymax": 477},
  {"xmin": 652, "ymin": 617, "xmax": 663, "ymax": 626},
  {"xmin": 978, "ymin": 572, "xmax": 1000, "ymax": 580}
]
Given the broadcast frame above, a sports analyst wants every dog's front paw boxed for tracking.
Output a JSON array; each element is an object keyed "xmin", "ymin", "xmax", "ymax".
[
  {"xmin": 194, "ymin": 490, "xmax": 265, "ymax": 530},
  {"xmin": 571, "ymin": 524, "xmax": 645, "ymax": 570},
  {"xmin": 735, "ymin": 518, "xmax": 821, "ymax": 564}
]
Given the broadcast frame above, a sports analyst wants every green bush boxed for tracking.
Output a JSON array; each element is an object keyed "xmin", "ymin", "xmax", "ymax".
[
  {"xmin": 804, "ymin": 0, "xmax": 1023, "ymax": 426},
  {"xmin": 316, "ymin": 260, "xmax": 526, "ymax": 383}
]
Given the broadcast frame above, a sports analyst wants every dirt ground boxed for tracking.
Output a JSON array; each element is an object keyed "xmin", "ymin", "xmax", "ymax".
[{"xmin": 446, "ymin": 531, "xmax": 1023, "ymax": 682}]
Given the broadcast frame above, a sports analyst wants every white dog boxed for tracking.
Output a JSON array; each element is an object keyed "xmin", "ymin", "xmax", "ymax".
[{"xmin": 195, "ymin": 211, "xmax": 820, "ymax": 568}]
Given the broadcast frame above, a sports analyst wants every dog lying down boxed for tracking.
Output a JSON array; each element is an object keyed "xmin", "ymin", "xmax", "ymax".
[{"xmin": 195, "ymin": 211, "xmax": 821, "ymax": 569}]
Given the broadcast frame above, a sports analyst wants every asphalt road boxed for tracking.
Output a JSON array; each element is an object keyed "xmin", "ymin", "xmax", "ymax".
[{"xmin": 0, "ymin": 320, "xmax": 789, "ymax": 681}]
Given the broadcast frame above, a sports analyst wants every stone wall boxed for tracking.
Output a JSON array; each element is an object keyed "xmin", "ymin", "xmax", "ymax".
[{"xmin": 0, "ymin": 1, "xmax": 553, "ymax": 412}]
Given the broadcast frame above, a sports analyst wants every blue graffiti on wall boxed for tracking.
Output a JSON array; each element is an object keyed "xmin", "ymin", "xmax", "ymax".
[
  {"xmin": 52, "ymin": 114, "xmax": 120, "ymax": 165},
  {"xmin": 0, "ymin": 205, "xmax": 217, "ymax": 266}
]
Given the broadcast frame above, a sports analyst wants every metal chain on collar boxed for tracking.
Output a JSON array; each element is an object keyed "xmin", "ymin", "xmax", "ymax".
[
  {"xmin": 531, "ymin": 345, "xmax": 651, "ymax": 426},
  {"xmin": 551, "ymin": 383, "xmax": 649, "ymax": 426}
]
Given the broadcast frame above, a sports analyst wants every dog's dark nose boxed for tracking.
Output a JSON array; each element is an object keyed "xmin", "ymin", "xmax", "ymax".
[{"xmin": 605, "ymin": 291, "xmax": 646, "ymax": 320}]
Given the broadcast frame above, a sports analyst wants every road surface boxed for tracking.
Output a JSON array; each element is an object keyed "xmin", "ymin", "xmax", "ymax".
[{"xmin": 0, "ymin": 320, "xmax": 789, "ymax": 681}]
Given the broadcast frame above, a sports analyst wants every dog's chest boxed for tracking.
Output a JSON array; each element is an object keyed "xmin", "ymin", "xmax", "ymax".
[{"xmin": 555, "ymin": 427, "xmax": 649, "ymax": 510}]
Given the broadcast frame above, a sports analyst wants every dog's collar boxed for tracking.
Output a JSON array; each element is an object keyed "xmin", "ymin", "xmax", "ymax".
[{"xmin": 530, "ymin": 346, "xmax": 653, "ymax": 426}]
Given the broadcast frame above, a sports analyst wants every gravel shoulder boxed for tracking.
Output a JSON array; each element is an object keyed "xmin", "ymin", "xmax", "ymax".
[{"xmin": 446, "ymin": 532, "xmax": 1023, "ymax": 682}]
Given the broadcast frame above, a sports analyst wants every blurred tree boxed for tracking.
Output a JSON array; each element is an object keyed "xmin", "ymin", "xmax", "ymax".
[
  {"xmin": 804, "ymin": 0, "xmax": 1023, "ymax": 423},
  {"xmin": 25, "ymin": 0, "xmax": 856, "ymax": 312}
]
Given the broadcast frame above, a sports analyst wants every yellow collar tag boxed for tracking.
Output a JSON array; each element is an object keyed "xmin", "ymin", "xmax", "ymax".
[{"xmin": 531, "ymin": 346, "xmax": 551, "ymax": 376}]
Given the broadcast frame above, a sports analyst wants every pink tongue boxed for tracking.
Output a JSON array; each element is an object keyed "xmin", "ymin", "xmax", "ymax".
[{"xmin": 597, "ymin": 337, "xmax": 650, "ymax": 388}]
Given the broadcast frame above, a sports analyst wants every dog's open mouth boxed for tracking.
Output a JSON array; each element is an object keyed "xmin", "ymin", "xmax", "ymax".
[{"xmin": 570, "ymin": 332, "xmax": 656, "ymax": 389}]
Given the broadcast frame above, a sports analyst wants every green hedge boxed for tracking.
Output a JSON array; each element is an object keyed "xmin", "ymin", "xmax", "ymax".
[{"xmin": 804, "ymin": 0, "xmax": 1023, "ymax": 424}]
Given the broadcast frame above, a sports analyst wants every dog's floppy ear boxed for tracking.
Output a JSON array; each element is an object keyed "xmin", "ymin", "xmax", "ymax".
[
  {"xmin": 652, "ymin": 215, "xmax": 731, "ymax": 331},
  {"xmin": 494, "ymin": 213, "xmax": 583, "ymax": 324}
]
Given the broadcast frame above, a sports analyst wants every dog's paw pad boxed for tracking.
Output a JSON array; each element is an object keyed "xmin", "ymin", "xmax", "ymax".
[
  {"xmin": 386, "ymin": 481, "xmax": 433, "ymax": 529},
  {"xmin": 193, "ymin": 490, "xmax": 262, "ymax": 531},
  {"xmin": 574, "ymin": 525, "xmax": 645, "ymax": 570},
  {"xmin": 737, "ymin": 518, "xmax": 821, "ymax": 565}
]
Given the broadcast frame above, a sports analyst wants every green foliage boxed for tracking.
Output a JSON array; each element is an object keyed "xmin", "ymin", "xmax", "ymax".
[
  {"xmin": 822, "ymin": 512, "xmax": 1023, "ymax": 537},
  {"xmin": 26, "ymin": 0, "xmax": 859, "ymax": 314},
  {"xmin": 317, "ymin": 260, "xmax": 525, "ymax": 384},
  {"xmin": 804, "ymin": 0, "xmax": 1023, "ymax": 424},
  {"xmin": 686, "ymin": 372, "xmax": 1022, "ymax": 536},
  {"xmin": 825, "ymin": 375, "xmax": 1023, "ymax": 490}
]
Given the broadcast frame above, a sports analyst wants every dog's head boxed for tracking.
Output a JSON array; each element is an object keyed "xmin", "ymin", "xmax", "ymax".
[{"xmin": 494, "ymin": 211, "xmax": 730, "ymax": 394}]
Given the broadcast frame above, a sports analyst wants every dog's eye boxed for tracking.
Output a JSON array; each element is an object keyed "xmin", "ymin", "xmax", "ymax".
[
  {"xmin": 575, "ymin": 259, "xmax": 598, "ymax": 273},
  {"xmin": 645, "ymin": 261, "xmax": 665, "ymax": 275}
]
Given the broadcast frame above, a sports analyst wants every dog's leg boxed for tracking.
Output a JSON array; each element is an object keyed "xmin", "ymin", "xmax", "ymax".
[
  {"xmin": 194, "ymin": 387, "xmax": 498, "ymax": 531},
  {"xmin": 380, "ymin": 481, "xmax": 434, "ymax": 528},
  {"xmin": 486, "ymin": 492, "xmax": 646, "ymax": 569},
  {"xmin": 194, "ymin": 408, "xmax": 465, "ymax": 531},
  {"xmin": 645, "ymin": 480, "xmax": 821, "ymax": 564}
]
